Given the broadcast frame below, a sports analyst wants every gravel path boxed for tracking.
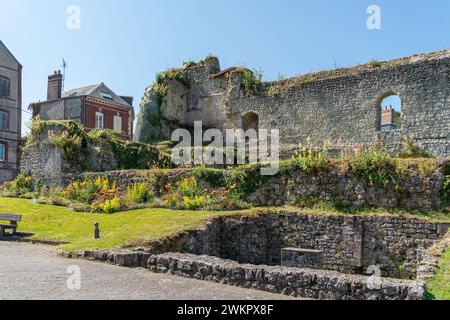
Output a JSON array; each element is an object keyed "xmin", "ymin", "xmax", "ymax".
[{"xmin": 0, "ymin": 241, "xmax": 297, "ymax": 300}]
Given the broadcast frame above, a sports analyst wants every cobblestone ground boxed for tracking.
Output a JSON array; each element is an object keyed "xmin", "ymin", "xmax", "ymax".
[{"xmin": 0, "ymin": 242, "xmax": 297, "ymax": 300}]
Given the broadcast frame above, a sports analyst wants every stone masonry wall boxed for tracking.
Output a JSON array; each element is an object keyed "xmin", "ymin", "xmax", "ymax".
[
  {"xmin": 184, "ymin": 212, "xmax": 450, "ymax": 279},
  {"xmin": 135, "ymin": 50, "xmax": 450, "ymax": 158},
  {"xmin": 72, "ymin": 249, "xmax": 426, "ymax": 300},
  {"xmin": 248, "ymin": 165, "xmax": 448, "ymax": 211},
  {"xmin": 75, "ymin": 212, "xmax": 450, "ymax": 300},
  {"xmin": 147, "ymin": 253, "xmax": 426, "ymax": 300},
  {"xmin": 45, "ymin": 160, "xmax": 448, "ymax": 211}
]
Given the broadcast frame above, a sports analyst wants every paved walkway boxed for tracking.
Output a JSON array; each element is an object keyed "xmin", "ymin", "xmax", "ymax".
[{"xmin": 0, "ymin": 242, "xmax": 296, "ymax": 300}]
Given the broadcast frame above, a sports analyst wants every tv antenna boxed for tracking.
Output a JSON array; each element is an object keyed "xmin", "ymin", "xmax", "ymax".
[{"xmin": 61, "ymin": 58, "xmax": 68, "ymax": 91}]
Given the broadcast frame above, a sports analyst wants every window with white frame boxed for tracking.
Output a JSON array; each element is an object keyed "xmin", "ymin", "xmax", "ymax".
[
  {"xmin": 0, "ymin": 143, "xmax": 6, "ymax": 162},
  {"xmin": 113, "ymin": 115, "xmax": 122, "ymax": 133},
  {"xmin": 0, "ymin": 111, "xmax": 8, "ymax": 130},
  {"xmin": 95, "ymin": 112, "xmax": 104, "ymax": 129}
]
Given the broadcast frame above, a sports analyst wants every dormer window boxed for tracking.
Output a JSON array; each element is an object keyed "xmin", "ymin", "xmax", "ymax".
[
  {"xmin": 0, "ymin": 76, "xmax": 10, "ymax": 99},
  {"xmin": 101, "ymin": 91, "xmax": 113, "ymax": 101}
]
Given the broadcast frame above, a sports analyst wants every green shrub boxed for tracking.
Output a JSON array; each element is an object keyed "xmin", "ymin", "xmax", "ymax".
[
  {"xmin": 126, "ymin": 183, "xmax": 153, "ymax": 204},
  {"xmin": 183, "ymin": 60, "xmax": 197, "ymax": 68},
  {"xmin": 177, "ymin": 177, "xmax": 202, "ymax": 198},
  {"xmin": 227, "ymin": 164, "xmax": 269, "ymax": 196},
  {"xmin": 88, "ymin": 129, "xmax": 172, "ymax": 170},
  {"xmin": 64, "ymin": 177, "xmax": 110, "ymax": 204},
  {"xmin": 242, "ymin": 69, "xmax": 263, "ymax": 96},
  {"xmin": 92, "ymin": 197, "xmax": 122, "ymax": 214},
  {"xmin": 398, "ymin": 137, "xmax": 432, "ymax": 159},
  {"xmin": 350, "ymin": 148, "xmax": 397, "ymax": 187},
  {"xmin": 87, "ymin": 129, "xmax": 121, "ymax": 143},
  {"xmin": 294, "ymin": 142, "xmax": 328, "ymax": 173},
  {"xmin": 368, "ymin": 60, "xmax": 382, "ymax": 68},
  {"xmin": 192, "ymin": 167, "xmax": 226, "ymax": 187},
  {"xmin": 154, "ymin": 83, "xmax": 168, "ymax": 108},
  {"xmin": 27, "ymin": 119, "xmax": 89, "ymax": 166},
  {"xmin": 442, "ymin": 176, "xmax": 450, "ymax": 204},
  {"xmin": 182, "ymin": 195, "xmax": 207, "ymax": 210},
  {"xmin": 10, "ymin": 174, "xmax": 33, "ymax": 194},
  {"xmin": 155, "ymin": 68, "xmax": 188, "ymax": 86}
]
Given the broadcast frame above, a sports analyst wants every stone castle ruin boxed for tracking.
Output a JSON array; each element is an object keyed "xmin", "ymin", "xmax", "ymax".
[{"xmin": 135, "ymin": 50, "xmax": 450, "ymax": 158}]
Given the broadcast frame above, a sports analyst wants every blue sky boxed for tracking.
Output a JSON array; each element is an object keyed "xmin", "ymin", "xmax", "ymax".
[{"xmin": 1, "ymin": 0, "xmax": 449, "ymax": 134}]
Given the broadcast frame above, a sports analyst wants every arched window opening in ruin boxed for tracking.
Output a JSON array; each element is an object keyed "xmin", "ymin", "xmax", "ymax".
[
  {"xmin": 242, "ymin": 112, "xmax": 259, "ymax": 132},
  {"xmin": 378, "ymin": 93, "xmax": 402, "ymax": 131}
]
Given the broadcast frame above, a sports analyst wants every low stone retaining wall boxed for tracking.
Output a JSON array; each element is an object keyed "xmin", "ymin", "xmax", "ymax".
[
  {"xmin": 184, "ymin": 212, "xmax": 450, "ymax": 279},
  {"xmin": 66, "ymin": 212, "xmax": 450, "ymax": 300},
  {"xmin": 69, "ymin": 250, "xmax": 427, "ymax": 300},
  {"xmin": 417, "ymin": 231, "xmax": 450, "ymax": 280},
  {"xmin": 20, "ymin": 146, "xmax": 449, "ymax": 213},
  {"xmin": 45, "ymin": 159, "xmax": 449, "ymax": 212},
  {"xmin": 249, "ymin": 168, "xmax": 447, "ymax": 211},
  {"xmin": 147, "ymin": 253, "xmax": 426, "ymax": 300}
]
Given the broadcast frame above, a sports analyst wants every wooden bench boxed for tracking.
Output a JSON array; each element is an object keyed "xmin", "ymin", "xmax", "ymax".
[{"xmin": 0, "ymin": 214, "xmax": 22, "ymax": 237}]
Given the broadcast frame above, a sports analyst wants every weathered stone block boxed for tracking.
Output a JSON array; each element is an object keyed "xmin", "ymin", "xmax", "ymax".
[{"xmin": 281, "ymin": 248, "xmax": 323, "ymax": 269}]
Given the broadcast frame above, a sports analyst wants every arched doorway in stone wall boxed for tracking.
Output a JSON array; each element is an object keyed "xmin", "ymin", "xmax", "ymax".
[{"xmin": 242, "ymin": 112, "xmax": 259, "ymax": 132}]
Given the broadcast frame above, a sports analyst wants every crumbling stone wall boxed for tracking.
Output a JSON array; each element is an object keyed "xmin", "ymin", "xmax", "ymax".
[
  {"xmin": 20, "ymin": 126, "xmax": 167, "ymax": 185},
  {"xmin": 72, "ymin": 249, "xmax": 426, "ymax": 300},
  {"xmin": 185, "ymin": 212, "xmax": 450, "ymax": 279},
  {"xmin": 147, "ymin": 253, "xmax": 426, "ymax": 300},
  {"xmin": 135, "ymin": 50, "xmax": 450, "ymax": 158},
  {"xmin": 76, "ymin": 212, "xmax": 450, "ymax": 300},
  {"xmin": 52, "ymin": 161, "xmax": 448, "ymax": 211},
  {"xmin": 20, "ymin": 127, "xmax": 116, "ymax": 185}
]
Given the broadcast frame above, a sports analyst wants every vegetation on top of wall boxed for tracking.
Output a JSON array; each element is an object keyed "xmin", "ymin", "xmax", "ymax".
[
  {"xmin": 241, "ymin": 69, "xmax": 263, "ymax": 96},
  {"xmin": 25, "ymin": 119, "xmax": 173, "ymax": 171},
  {"xmin": 27, "ymin": 118, "xmax": 90, "ymax": 166},
  {"xmin": 198, "ymin": 54, "xmax": 218, "ymax": 65},
  {"xmin": 183, "ymin": 54, "xmax": 218, "ymax": 69},
  {"xmin": 87, "ymin": 129, "xmax": 173, "ymax": 170},
  {"xmin": 191, "ymin": 166, "xmax": 227, "ymax": 188},
  {"xmin": 398, "ymin": 137, "xmax": 432, "ymax": 159},
  {"xmin": 267, "ymin": 76, "xmax": 291, "ymax": 98},
  {"xmin": 182, "ymin": 60, "xmax": 197, "ymax": 68},
  {"xmin": 3, "ymin": 157, "xmax": 449, "ymax": 214},
  {"xmin": 345, "ymin": 148, "xmax": 398, "ymax": 187},
  {"xmin": 368, "ymin": 59, "xmax": 383, "ymax": 68},
  {"xmin": 261, "ymin": 49, "xmax": 450, "ymax": 95},
  {"xmin": 227, "ymin": 164, "xmax": 270, "ymax": 196},
  {"xmin": 155, "ymin": 67, "xmax": 189, "ymax": 86}
]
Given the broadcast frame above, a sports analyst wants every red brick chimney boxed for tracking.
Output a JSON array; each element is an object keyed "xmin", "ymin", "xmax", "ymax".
[
  {"xmin": 47, "ymin": 70, "xmax": 63, "ymax": 101},
  {"xmin": 381, "ymin": 106, "xmax": 394, "ymax": 125}
]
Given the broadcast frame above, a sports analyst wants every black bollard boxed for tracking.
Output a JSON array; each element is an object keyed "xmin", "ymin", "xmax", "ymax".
[{"xmin": 94, "ymin": 222, "xmax": 100, "ymax": 239}]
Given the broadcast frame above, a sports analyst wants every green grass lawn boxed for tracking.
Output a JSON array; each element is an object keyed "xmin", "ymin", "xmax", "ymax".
[
  {"xmin": 0, "ymin": 197, "xmax": 236, "ymax": 252},
  {"xmin": 427, "ymin": 249, "xmax": 450, "ymax": 300}
]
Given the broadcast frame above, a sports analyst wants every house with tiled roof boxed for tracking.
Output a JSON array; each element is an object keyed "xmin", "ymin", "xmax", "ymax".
[{"xmin": 30, "ymin": 71, "xmax": 134, "ymax": 140}]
